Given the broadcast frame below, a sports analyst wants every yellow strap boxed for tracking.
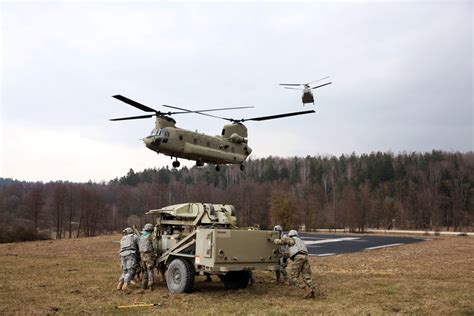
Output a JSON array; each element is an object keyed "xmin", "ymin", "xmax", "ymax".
[{"xmin": 116, "ymin": 303, "xmax": 157, "ymax": 309}]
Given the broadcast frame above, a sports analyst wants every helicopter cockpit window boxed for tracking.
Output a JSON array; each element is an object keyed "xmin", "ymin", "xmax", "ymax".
[
  {"xmin": 155, "ymin": 128, "xmax": 169, "ymax": 137},
  {"xmin": 157, "ymin": 128, "xmax": 169, "ymax": 142},
  {"xmin": 150, "ymin": 128, "xmax": 159, "ymax": 136}
]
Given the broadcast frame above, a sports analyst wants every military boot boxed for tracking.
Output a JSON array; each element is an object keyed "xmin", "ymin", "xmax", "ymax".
[
  {"xmin": 122, "ymin": 282, "xmax": 130, "ymax": 291},
  {"xmin": 116, "ymin": 281, "xmax": 124, "ymax": 291},
  {"xmin": 303, "ymin": 287, "xmax": 314, "ymax": 299}
]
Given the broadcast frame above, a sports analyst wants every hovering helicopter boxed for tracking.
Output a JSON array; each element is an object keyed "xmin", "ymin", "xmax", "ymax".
[
  {"xmin": 280, "ymin": 77, "xmax": 332, "ymax": 105},
  {"xmin": 110, "ymin": 95, "xmax": 315, "ymax": 171}
]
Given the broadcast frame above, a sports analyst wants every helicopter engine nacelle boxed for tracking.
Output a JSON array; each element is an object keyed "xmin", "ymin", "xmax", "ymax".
[
  {"xmin": 155, "ymin": 116, "xmax": 176, "ymax": 129},
  {"xmin": 222, "ymin": 123, "xmax": 248, "ymax": 139},
  {"xmin": 230, "ymin": 133, "xmax": 247, "ymax": 144}
]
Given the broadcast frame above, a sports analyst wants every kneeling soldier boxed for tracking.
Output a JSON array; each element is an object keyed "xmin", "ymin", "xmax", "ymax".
[{"xmin": 273, "ymin": 229, "xmax": 315, "ymax": 298}]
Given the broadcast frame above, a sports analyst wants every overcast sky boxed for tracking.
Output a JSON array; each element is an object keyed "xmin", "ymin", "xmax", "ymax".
[{"xmin": 1, "ymin": 1, "xmax": 472, "ymax": 182}]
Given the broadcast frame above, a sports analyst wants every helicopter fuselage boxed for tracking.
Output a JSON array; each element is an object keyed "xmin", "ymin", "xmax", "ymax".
[
  {"xmin": 280, "ymin": 78, "xmax": 331, "ymax": 105},
  {"xmin": 143, "ymin": 117, "xmax": 252, "ymax": 165},
  {"xmin": 302, "ymin": 87, "xmax": 314, "ymax": 104}
]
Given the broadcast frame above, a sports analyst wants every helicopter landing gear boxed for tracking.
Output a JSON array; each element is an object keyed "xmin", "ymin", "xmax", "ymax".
[
  {"xmin": 172, "ymin": 160, "xmax": 180, "ymax": 168},
  {"xmin": 239, "ymin": 164, "xmax": 245, "ymax": 171},
  {"xmin": 196, "ymin": 160, "xmax": 204, "ymax": 167},
  {"xmin": 215, "ymin": 165, "xmax": 221, "ymax": 172}
]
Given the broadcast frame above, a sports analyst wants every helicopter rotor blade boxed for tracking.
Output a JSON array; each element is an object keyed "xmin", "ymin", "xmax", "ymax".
[
  {"xmin": 109, "ymin": 110, "xmax": 194, "ymax": 121},
  {"xmin": 161, "ymin": 107, "xmax": 315, "ymax": 123},
  {"xmin": 196, "ymin": 106, "xmax": 254, "ymax": 112},
  {"xmin": 109, "ymin": 114, "xmax": 156, "ymax": 121},
  {"xmin": 241, "ymin": 110, "xmax": 315, "ymax": 122},
  {"xmin": 311, "ymin": 82, "xmax": 332, "ymax": 89},
  {"xmin": 162, "ymin": 104, "xmax": 254, "ymax": 113},
  {"xmin": 307, "ymin": 76, "xmax": 330, "ymax": 85},
  {"xmin": 162, "ymin": 104, "xmax": 235, "ymax": 121},
  {"xmin": 113, "ymin": 95, "xmax": 158, "ymax": 113},
  {"xmin": 161, "ymin": 104, "xmax": 235, "ymax": 121},
  {"xmin": 279, "ymin": 83, "xmax": 303, "ymax": 86},
  {"xmin": 111, "ymin": 95, "xmax": 254, "ymax": 122},
  {"xmin": 284, "ymin": 87, "xmax": 303, "ymax": 90}
]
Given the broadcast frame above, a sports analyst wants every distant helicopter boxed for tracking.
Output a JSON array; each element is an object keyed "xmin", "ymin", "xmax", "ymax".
[
  {"xmin": 280, "ymin": 77, "xmax": 332, "ymax": 105},
  {"xmin": 111, "ymin": 95, "xmax": 315, "ymax": 171}
]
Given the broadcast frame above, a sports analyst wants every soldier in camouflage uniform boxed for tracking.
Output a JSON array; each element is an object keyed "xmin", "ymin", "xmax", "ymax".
[
  {"xmin": 139, "ymin": 223, "xmax": 157, "ymax": 290},
  {"xmin": 117, "ymin": 227, "xmax": 139, "ymax": 291},
  {"xmin": 131, "ymin": 225, "xmax": 142, "ymax": 283},
  {"xmin": 273, "ymin": 225, "xmax": 289, "ymax": 284},
  {"xmin": 274, "ymin": 229, "xmax": 315, "ymax": 298}
]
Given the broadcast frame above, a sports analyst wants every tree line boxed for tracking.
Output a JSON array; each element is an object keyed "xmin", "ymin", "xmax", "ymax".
[{"xmin": 0, "ymin": 151, "xmax": 472, "ymax": 242}]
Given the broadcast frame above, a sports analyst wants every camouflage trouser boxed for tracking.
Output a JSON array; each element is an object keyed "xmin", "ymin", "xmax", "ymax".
[
  {"xmin": 275, "ymin": 257, "xmax": 289, "ymax": 281},
  {"xmin": 141, "ymin": 252, "xmax": 156, "ymax": 287},
  {"xmin": 290, "ymin": 254, "xmax": 314, "ymax": 290},
  {"xmin": 119, "ymin": 254, "xmax": 137, "ymax": 284}
]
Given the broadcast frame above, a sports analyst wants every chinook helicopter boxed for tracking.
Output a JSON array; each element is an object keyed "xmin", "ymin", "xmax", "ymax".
[
  {"xmin": 110, "ymin": 95, "xmax": 315, "ymax": 171},
  {"xmin": 280, "ymin": 77, "xmax": 332, "ymax": 105}
]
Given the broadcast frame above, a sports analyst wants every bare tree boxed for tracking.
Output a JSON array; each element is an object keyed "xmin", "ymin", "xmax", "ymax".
[{"xmin": 25, "ymin": 186, "xmax": 44, "ymax": 236}]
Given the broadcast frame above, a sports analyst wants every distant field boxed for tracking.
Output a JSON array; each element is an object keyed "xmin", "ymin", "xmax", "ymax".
[{"xmin": 0, "ymin": 234, "xmax": 473, "ymax": 315}]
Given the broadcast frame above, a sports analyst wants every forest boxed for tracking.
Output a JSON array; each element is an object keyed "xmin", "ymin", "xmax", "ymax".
[{"xmin": 0, "ymin": 151, "xmax": 473, "ymax": 243}]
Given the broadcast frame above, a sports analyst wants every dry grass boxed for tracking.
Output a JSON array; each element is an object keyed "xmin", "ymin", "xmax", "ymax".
[{"xmin": 0, "ymin": 234, "xmax": 473, "ymax": 315}]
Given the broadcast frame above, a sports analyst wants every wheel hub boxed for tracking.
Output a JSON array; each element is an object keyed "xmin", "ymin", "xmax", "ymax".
[{"xmin": 173, "ymin": 269, "xmax": 182, "ymax": 284}]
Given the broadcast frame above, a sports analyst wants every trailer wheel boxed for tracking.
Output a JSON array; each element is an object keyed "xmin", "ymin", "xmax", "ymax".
[
  {"xmin": 221, "ymin": 271, "xmax": 250, "ymax": 289},
  {"xmin": 165, "ymin": 258, "xmax": 195, "ymax": 293}
]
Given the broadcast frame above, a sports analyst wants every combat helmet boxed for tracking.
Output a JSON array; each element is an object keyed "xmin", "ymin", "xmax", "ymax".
[
  {"xmin": 143, "ymin": 223, "xmax": 154, "ymax": 231},
  {"xmin": 288, "ymin": 229, "xmax": 298, "ymax": 237},
  {"xmin": 122, "ymin": 227, "xmax": 133, "ymax": 234},
  {"xmin": 273, "ymin": 225, "xmax": 282, "ymax": 232}
]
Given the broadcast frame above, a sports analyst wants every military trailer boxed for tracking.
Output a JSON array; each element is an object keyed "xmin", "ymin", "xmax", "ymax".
[{"xmin": 145, "ymin": 203, "xmax": 279, "ymax": 293}]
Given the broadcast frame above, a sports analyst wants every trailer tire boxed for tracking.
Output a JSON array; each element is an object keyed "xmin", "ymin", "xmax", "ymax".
[
  {"xmin": 165, "ymin": 258, "xmax": 195, "ymax": 293},
  {"xmin": 222, "ymin": 271, "xmax": 250, "ymax": 289}
]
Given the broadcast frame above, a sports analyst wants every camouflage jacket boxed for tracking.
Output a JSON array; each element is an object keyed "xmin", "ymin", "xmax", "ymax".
[
  {"xmin": 273, "ymin": 236, "xmax": 295, "ymax": 246},
  {"xmin": 274, "ymin": 236, "xmax": 308, "ymax": 259},
  {"xmin": 138, "ymin": 231, "xmax": 157, "ymax": 253}
]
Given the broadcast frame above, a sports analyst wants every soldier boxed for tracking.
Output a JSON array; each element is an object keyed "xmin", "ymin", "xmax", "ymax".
[
  {"xmin": 273, "ymin": 225, "xmax": 289, "ymax": 284},
  {"xmin": 273, "ymin": 229, "xmax": 315, "ymax": 298},
  {"xmin": 130, "ymin": 225, "xmax": 142, "ymax": 284},
  {"xmin": 139, "ymin": 223, "xmax": 157, "ymax": 290},
  {"xmin": 117, "ymin": 227, "xmax": 139, "ymax": 291}
]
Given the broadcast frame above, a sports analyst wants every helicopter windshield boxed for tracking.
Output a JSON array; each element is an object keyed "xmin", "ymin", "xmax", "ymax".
[
  {"xmin": 150, "ymin": 128, "xmax": 170, "ymax": 138},
  {"xmin": 160, "ymin": 128, "xmax": 169, "ymax": 138}
]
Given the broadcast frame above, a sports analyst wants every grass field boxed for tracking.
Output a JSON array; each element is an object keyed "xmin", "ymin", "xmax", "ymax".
[{"xmin": 0, "ymin": 234, "xmax": 473, "ymax": 315}]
